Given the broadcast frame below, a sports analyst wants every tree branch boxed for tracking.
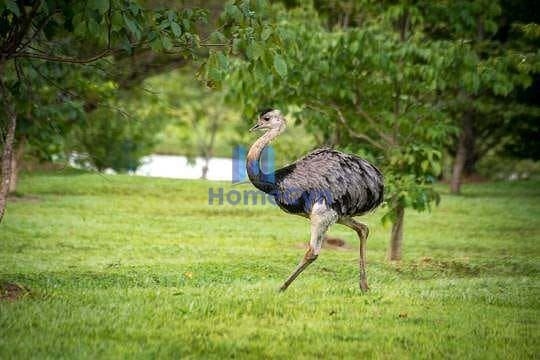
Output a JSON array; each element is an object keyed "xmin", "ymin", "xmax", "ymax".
[
  {"xmin": 15, "ymin": 9, "xmax": 61, "ymax": 56},
  {"xmin": 27, "ymin": 60, "xmax": 135, "ymax": 121},
  {"xmin": 330, "ymin": 103, "xmax": 385, "ymax": 150},
  {"xmin": 3, "ymin": 0, "xmax": 42, "ymax": 56},
  {"xmin": 106, "ymin": 0, "xmax": 112, "ymax": 49},
  {"xmin": 354, "ymin": 104, "xmax": 396, "ymax": 146},
  {"xmin": 15, "ymin": 48, "xmax": 116, "ymax": 64}
]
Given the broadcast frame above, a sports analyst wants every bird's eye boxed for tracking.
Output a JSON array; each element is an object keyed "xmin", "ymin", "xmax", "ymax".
[{"xmin": 263, "ymin": 116, "xmax": 270, "ymax": 121}]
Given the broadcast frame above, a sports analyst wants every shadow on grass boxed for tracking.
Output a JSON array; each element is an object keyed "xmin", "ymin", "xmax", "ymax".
[
  {"xmin": 0, "ymin": 282, "xmax": 30, "ymax": 302},
  {"xmin": 389, "ymin": 256, "xmax": 538, "ymax": 280},
  {"xmin": 448, "ymin": 180, "xmax": 540, "ymax": 199},
  {"xmin": 1, "ymin": 256, "xmax": 536, "ymax": 301},
  {"xmin": 0, "ymin": 262, "xmax": 285, "ymax": 294}
]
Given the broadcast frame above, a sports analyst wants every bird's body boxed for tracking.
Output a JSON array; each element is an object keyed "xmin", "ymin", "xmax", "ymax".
[
  {"xmin": 247, "ymin": 109, "xmax": 384, "ymax": 292},
  {"xmin": 272, "ymin": 148, "xmax": 383, "ymax": 217}
]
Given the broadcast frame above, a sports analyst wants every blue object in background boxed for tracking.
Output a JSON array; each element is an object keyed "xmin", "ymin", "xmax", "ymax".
[
  {"xmin": 232, "ymin": 145, "xmax": 247, "ymax": 184},
  {"xmin": 232, "ymin": 145, "xmax": 275, "ymax": 184}
]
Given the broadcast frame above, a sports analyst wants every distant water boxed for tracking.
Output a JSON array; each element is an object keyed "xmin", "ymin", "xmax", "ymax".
[{"xmin": 135, "ymin": 154, "xmax": 233, "ymax": 181}]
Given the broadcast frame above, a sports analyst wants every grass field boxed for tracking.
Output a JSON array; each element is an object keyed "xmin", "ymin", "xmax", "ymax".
[{"xmin": 1, "ymin": 171, "xmax": 539, "ymax": 359}]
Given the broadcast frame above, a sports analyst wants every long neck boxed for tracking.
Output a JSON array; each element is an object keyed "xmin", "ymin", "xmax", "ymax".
[{"xmin": 246, "ymin": 128, "xmax": 281, "ymax": 193}]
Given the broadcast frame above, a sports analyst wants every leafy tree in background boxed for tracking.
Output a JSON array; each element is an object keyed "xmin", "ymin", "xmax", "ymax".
[
  {"xmin": 501, "ymin": 75, "xmax": 540, "ymax": 161},
  {"xmin": 139, "ymin": 66, "xmax": 316, "ymax": 179},
  {"xmin": 68, "ymin": 85, "xmax": 166, "ymax": 172},
  {"xmin": 0, "ymin": 0, "xmax": 272, "ymax": 222},
  {"xmin": 498, "ymin": 0, "xmax": 540, "ymax": 163},
  {"xmin": 418, "ymin": 0, "xmax": 540, "ymax": 194},
  {"xmin": 0, "ymin": 0, "xmax": 204, "ymax": 219},
  {"xmin": 224, "ymin": 0, "xmax": 538, "ymax": 259},
  {"xmin": 6, "ymin": 61, "xmax": 91, "ymax": 191},
  {"xmin": 145, "ymin": 68, "xmax": 235, "ymax": 179},
  {"xmin": 226, "ymin": 2, "xmax": 456, "ymax": 260}
]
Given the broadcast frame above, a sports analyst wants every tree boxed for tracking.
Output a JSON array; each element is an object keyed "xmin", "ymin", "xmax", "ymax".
[
  {"xmin": 144, "ymin": 68, "xmax": 234, "ymax": 179},
  {"xmin": 0, "ymin": 0, "xmax": 204, "ymax": 220},
  {"xmin": 227, "ymin": 2, "xmax": 454, "ymax": 260},
  {"xmin": 417, "ymin": 0, "xmax": 540, "ymax": 193},
  {"xmin": 0, "ymin": 0, "xmax": 273, "ymax": 222},
  {"xmin": 68, "ymin": 85, "xmax": 166, "ymax": 172},
  {"xmin": 7, "ymin": 61, "xmax": 110, "ymax": 189}
]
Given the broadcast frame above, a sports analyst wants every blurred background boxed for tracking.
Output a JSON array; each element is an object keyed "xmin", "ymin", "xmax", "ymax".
[
  {"xmin": 2, "ymin": 0, "xmax": 538, "ymax": 250},
  {"xmin": 1, "ymin": 1, "xmax": 539, "ymax": 357},
  {"xmin": 2, "ymin": 0, "xmax": 538, "ymax": 188}
]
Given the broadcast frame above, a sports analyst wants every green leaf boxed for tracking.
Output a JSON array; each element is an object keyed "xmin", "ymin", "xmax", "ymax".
[
  {"xmin": 217, "ymin": 52, "xmax": 228, "ymax": 70},
  {"xmin": 87, "ymin": 19, "xmax": 99, "ymax": 36},
  {"xmin": 246, "ymin": 42, "xmax": 264, "ymax": 60},
  {"xmin": 182, "ymin": 18, "xmax": 191, "ymax": 32},
  {"xmin": 5, "ymin": 0, "xmax": 20, "ymax": 17},
  {"xmin": 261, "ymin": 27, "xmax": 272, "ymax": 41},
  {"xmin": 5, "ymin": 0, "xmax": 21, "ymax": 17},
  {"xmin": 273, "ymin": 54, "xmax": 287, "ymax": 78},
  {"xmin": 123, "ymin": 15, "xmax": 141, "ymax": 40},
  {"xmin": 120, "ymin": 36, "xmax": 133, "ymax": 54},
  {"xmin": 73, "ymin": 15, "xmax": 86, "ymax": 36},
  {"xmin": 111, "ymin": 12, "xmax": 123, "ymax": 30},
  {"xmin": 208, "ymin": 67, "xmax": 222, "ymax": 82},
  {"xmin": 381, "ymin": 210, "xmax": 395, "ymax": 226},
  {"xmin": 89, "ymin": 0, "xmax": 109, "ymax": 15},
  {"xmin": 209, "ymin": 31, "xmax": 226, "ymax": 44},
  {"xmin": 224, "ymin": 4, "xmax": 242, "ymax": 23},
  {"xmin": 128, "ymin": 2, "xmax": 141, "ymax": 15},
  {"xmin": 431, "ymin": 162, "xmax": 442, "ymax": 176},
  {"xmin": 170, "ymin": 21, "xmax": 182, "ymax": 37},
  {"xmin": 150, "ymin": 38, "xmax": 163, "ymax": 52},
  {"xmin": 350, "ymin": 41, "xmax": 359, "ymax": 54},
  {"xmin": 161, "ymin": 36, "xmax": 173, "ymax": 51}
]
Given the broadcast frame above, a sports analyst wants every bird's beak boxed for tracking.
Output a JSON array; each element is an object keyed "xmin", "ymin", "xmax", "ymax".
[{"xmin": 249, "ymin": 123, "xmax": 262, "ymax": 132}]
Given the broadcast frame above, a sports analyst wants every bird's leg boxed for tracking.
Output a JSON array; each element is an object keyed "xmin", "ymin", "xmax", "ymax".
[
  {"xmin": 358, "ymin": 224, "xmax": 369, "ymax": 292},
  {"xmin": 279, "ymin": 203, "xmax": 337, "ymax": 292},
  {"xmin": 278, "ymin": 246, "xmax": 318, "ymax": 292},
  {"xmin": 340, "ymin": 218, "xmax": 370, "ymax": 292}
]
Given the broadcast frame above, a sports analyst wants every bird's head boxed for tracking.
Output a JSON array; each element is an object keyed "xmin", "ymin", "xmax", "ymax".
[{"xmin": 249, "ymin": 109, "xmax": 287, "ymax": 133}]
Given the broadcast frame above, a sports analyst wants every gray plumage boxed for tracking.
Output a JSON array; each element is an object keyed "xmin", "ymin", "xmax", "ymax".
[
  {"xmin": 272, "ymin": 148, "xmax": 384, "ymax": 217},
  {"xmin": 247, "ymin": 109, "xmax": 384, "ymax": 292}
]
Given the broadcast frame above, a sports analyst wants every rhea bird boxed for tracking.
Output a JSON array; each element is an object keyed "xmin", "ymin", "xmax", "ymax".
[{"xmin": 247, "ymin": 109, "xmax": 384, "ymax": 292}]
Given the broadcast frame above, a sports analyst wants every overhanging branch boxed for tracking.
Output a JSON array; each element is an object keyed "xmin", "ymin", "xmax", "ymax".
[
  {"xmin": 330, "ymin": 103, "xmax": 385, "ymax": 150},
  {"xmin": 354, "ymin": 104, "xmax": 396, "ymax": 146},
  {"xmin": 14, "ymin": 48, "xmax": 115, "ymax": 64}
]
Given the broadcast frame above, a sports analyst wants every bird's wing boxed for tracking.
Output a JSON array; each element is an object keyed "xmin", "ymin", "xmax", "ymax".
[{"xmin": 273, "ymin": 149, "xmax": 383, "ymax": 216}]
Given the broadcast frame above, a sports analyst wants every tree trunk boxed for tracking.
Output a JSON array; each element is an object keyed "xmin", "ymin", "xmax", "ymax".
[
  {"xmin": 199, "ymin": 115, "xmax": 218, "ymax": 180},
  {"xmin": 201, "ymin": 158, "xmax": 209, "ymax": 180},
  {"xmin": 0, "ymin": 73, "xmax": 17, "ymax": 222},
  {"xmin": 463, "ymin": 136, "xmax": 478, "ymax": 177},
  {"xmin": 388, "ymin": 204, "xmax": 405, "ymax": 261},
  {"xmin": 8, "ymin": 136, "xmax": 25, "ymax": 194},
  {"xmin": 450, "ymin": 110, "xmax": 474, "ymax": 194},
  {"xmin": 450, "ymin": 134, "xmax": 467, "ymax": 194}
]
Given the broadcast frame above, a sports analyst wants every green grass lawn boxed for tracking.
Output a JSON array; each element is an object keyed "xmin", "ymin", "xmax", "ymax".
[{"xmin": 1, "ymin": 171, "xmax": 539, "ymax": 359}]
